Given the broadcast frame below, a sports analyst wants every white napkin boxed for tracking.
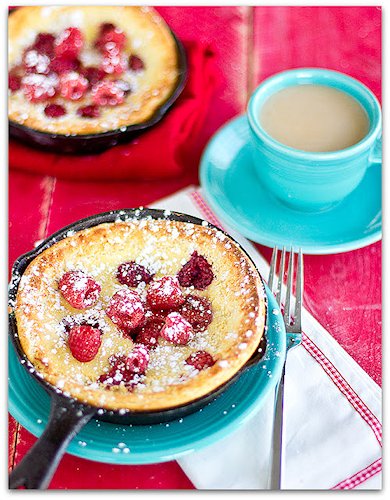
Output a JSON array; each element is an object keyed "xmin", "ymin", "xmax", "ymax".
[{"xmin": 151, "ymin": 187, "xmax": 382, "ymax": 490}]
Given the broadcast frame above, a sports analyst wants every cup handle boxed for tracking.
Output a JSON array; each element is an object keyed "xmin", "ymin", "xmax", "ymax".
[{"xmin": 368, "ymin": 134, "xmax": 382, "ymax": 166}]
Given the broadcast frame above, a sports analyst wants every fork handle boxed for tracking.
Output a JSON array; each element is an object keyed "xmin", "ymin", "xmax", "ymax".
[{"xmin": 269, "ymin": 364, "xmax": 286, "ymax": 490}]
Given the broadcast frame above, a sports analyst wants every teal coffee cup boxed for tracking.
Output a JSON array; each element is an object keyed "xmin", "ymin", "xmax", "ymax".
[{"xmin": 247, "ymin": 68, "xmax": 382, "ymax": 211}]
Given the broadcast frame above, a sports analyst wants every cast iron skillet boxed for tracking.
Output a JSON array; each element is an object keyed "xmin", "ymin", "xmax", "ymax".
[
  {"xmin": 8, "ymin": 208, "xmax": 268, "ymax": 489},
  {"xmin": 9, "ymin": 20, "xmax": 187, "ymax": 154}
]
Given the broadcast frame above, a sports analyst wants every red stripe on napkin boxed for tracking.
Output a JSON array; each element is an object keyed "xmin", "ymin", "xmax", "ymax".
[
  {"xmin": 9, "ymin": 42, "xmax": 217, "ymax": 182},
  {"xmin": 332, "ymin": 458, "xmax": 382, "ymax": 490},
  {"xmin": 302, "ymin": 333, "xmax": 382, "ymax": 446}
]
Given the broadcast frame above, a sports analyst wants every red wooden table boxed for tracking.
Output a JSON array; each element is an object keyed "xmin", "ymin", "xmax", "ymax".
[{"xmin": 9, "ymin": 6, "xmax": 381, "ymax": 489}]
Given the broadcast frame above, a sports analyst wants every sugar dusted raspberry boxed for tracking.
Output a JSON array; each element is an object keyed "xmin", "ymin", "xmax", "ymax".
[
  {"xmin": 135, "ymin": 320, "xmax": 163, "ymax": 349},
  {"xmin": 160, "ymin": 312, "xmax": 193, "ymax": 345},
  {"xmin": 91, "ymin": 80, "xmax": 125, "ymax": 106},
  {"xmin": 77, "ymin": 104, "xmax": 100, "ymax": 118},
  {"xmin": 129, "ymin": 55, "xmax": 145, "ymax": 72},
  {"xmin": 68, "ymin": 325, "xmax": 102, "ymax": 362},
  {"xmin": 59, "ymin": 71, "xmax": 88, "ymax": 100},
  {"xmin": 106, "ymin": 289, "xmax": 145, "ymax": 331},
  {"xmin": 137, "ymin": 306, "xmax": 169, "ymax": 332},
  {"xmin": 125, "ymin": 344, "xmax": 150, "ymax": 374},
  {"xmin": 95, "ymin": 23, "xmax": 127, "ymax": 54},
  {"xmin": 21, "ymin": 73, "xmax": 58, "ymax": 102},
  {"xmin": 55, "ymin": 27, "xmax": 84, "ymax": 59},
  {"xmin": 180, "ymin": 295, "xmax": 213, "ymax": 332},
  {"xmin": 99, "ymin": 355, "xmax": 142, "ymax": 389},
  {"xmin": 81, "ymin": 66, "xmax": 106, "ymax": 88},
  {"xmin": 49, "ymin": 56, "xmax": 80, "ymax": 74},
  {"xmin": 100, "ymin": 53, "xmax": 127, "ymax": 75},
  {"xmin": 147, "ymin": 276, "xmax": 185, "ymax": 310},
  {"xmin": 23, "ymin": 50, "xmax": 51, "ymax": 74},
  {"xmin": 185, "ymin": 351, "xmax": 215, "ymax": 371},
  {"xmin": 31, "ymin": 33, "xmax": 56, "ymax": 57},
  {"xmin": 117, "ymin": 261, "xmax": 154, "ymax": 288},
  {"xmin": 59, "ymin": 270, "xmax": 101, "ymax": 309},
  {"xmin": 44, "ymin": 103, "xmax": 66, "ymax": 118},
  {"xmin": 8, "ymin": 71, "xmax": 21, "ymax": 92},
  {"xmin": 177, "ymin": 251, "xmax": 214, "ymax": 290}
]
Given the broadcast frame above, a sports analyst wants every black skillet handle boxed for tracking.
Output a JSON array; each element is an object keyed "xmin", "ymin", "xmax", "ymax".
[{"xmin": 9, "ymin": 392, "xmax": 95, "ymax": 490}]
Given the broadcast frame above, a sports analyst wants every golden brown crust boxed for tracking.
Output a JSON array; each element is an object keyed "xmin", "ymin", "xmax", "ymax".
[
  {"xmin": 14, "ymin": 218, "xmax": 266, "ymax": 411},
  {"xmin": 8, "ymin": 6, "xmax": 179, "ymax": 135}
]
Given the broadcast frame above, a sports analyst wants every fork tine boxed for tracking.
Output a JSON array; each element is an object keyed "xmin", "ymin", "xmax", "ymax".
[
  {"xmin": 294, "ymin": 249, "xmax": 303, "ymax": 330},
  {"xmin": 270, "ymin": 249, "xmax": 302, "ymax": 490},
  {"xmin": 275, "ymin": 247, "xmax": 286, "ymax": 306},
  {"xmin": 268, "ymin": 247, "xmax": 278, "ymax": 291},
  {"xmin": 283, "ymin": 249, "xmax": 294, "ymax": 326}
]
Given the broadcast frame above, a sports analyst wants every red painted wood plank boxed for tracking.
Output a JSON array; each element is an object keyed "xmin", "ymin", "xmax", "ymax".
[
  {"xmin": 12, "ymin": 430, "xmax": 194, "ymax": 490},
  {"xmin": 253, "ymin": 6, "xmax": 381, "ymax": 101},
  {"xmin": 8, "ymin": 416, "xmax": 18, "ymax": 472},
  {"xmin": 252, "ymin": 6, "xmax": 382, "ymax": 385},
  {"xmin": 8, "ymin": 171, "xmax": 52, "ymax": 271},
  {"xmin": 157, "ymin": 6, "xmax": 251, "ymax": 125}
]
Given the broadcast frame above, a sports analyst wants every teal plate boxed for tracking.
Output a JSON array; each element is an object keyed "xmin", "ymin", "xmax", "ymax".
[
  {"xmin": 9, "ymin": 285, "xmax": 286, "ymax": 465},
  {"xmin": 200, "ymin": 116, "xmax": 382, "ymax": 255}
]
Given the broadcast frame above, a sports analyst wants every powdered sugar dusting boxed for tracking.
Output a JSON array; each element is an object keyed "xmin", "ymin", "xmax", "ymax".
[{"xmin": 13, "ymin": 215, "xmax": 264, "ymax": 408}]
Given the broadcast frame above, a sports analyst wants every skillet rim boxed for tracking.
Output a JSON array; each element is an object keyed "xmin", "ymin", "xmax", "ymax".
[{"xmin": 8, "ymin": 207, "xmax": 268, "ymax": 420}]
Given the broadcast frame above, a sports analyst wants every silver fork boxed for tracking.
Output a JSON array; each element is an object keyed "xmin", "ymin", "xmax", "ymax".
[{"xmin": 268, "ymin": 247, "xmax": 303, "ymax": 489}]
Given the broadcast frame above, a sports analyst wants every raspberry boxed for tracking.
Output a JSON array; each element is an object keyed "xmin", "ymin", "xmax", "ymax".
[
  {"xmin": 8, "ymin": 71, "xmax": 21, "ymax": 91},
  {"xmin": 21, "ymin": 73, "xmax": 58, "ymax": 102},
  {"xmin": 135, "ymin": 320, "xmax": 163, "ymax": 349},
  {"xmin": 44, "ymin": 103, "xmax": 66, "ymax": 118},
  {"xmin": 125, "ymin": 344, "xmax": 150, "ymax": 374},
  {"xmin": 129, "ymin": 55, "xmax": 145, "ymax": 71},
  {"xmin": 146, "ymin": 276, "xmax": 185, "ymax": 310},
  {"xmin": 23, "ymin": 33, "xmax": 55, "ymax": 74},
  {"xmin": 100, "ymin": 53, "xmax": 127, "ymax": 75},
  {"xmin": 95, "ymin": 24, "xmax": 127, "ymax": 54},
  {"xmin": 31, "ymin": 33, "xmax": 56, "ymax": 57},
  {"xmin": 81, "ymin": 66, "xmax": 106, "ymax": 87},
  {"xmin": 99, "ymin": 22, "xmax": 116, "ymax": 33},
  {"xmin": 177, "ymin": 251, "xmax": 214, "ymax": 290},
  {"xmin": 54, "ymin": 27, "xmax": 84, "ymax": 59},
  {"xmin": 59, "ymin": 270, "xmax": 101, "ymax": 309},
  {"xmin": 185, "ymin": 351, "xmax": 215, "ymax": 371},
  {"xmin": 68, "ymin": 325, "xmax": 102, "ymax": 362},
  {"xmin": 133, "ymin": 307, "xmax": 168, "ymax": 334},
  {"xmin": 91, "ymin": 81, "xmax": 125, "ymax": 106},
  {"xmin": 117, "ymin": 261, "xmax": 154, "ymax": 288},
  {"xmin": 179, "ymin": 295, "xmax": 213, "ymax": 332},
  {"xmin": 23, "ymin": 50, "xmax": 51, "ymax": 74},
  {"xmin": 160, "ymin": 312, "xmax": 193, "ymax": 345},
  {"xmin": 98, "ymin": 354, "xmax": 145, "ymax": 389},
  {"xmin": 59, "ymin": 71, "xmax": 88, "ymax": 100},
  {"xmin": 77, "ymin": 104, "xmax": 100, "ymax": 118},
  {"xmin": 99, "ymin": 355, "xmax": 141, "ymax": 388},
  {"xmin": 49, "ymin": 56, "xmax": 80, "ymax": 74},
  {"xmin": 106, "ymin": 289, "xmax": 145, "ymax": 331}
]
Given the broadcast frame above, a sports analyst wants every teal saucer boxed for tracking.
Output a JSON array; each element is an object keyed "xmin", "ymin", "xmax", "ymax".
[
  {"xmin": 9, "ymin": 285, "xmax": 286, "ymax": 465},
  {"xmin": 200, "ymin": 116, "xmax": 382, "ymax": 254}
]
